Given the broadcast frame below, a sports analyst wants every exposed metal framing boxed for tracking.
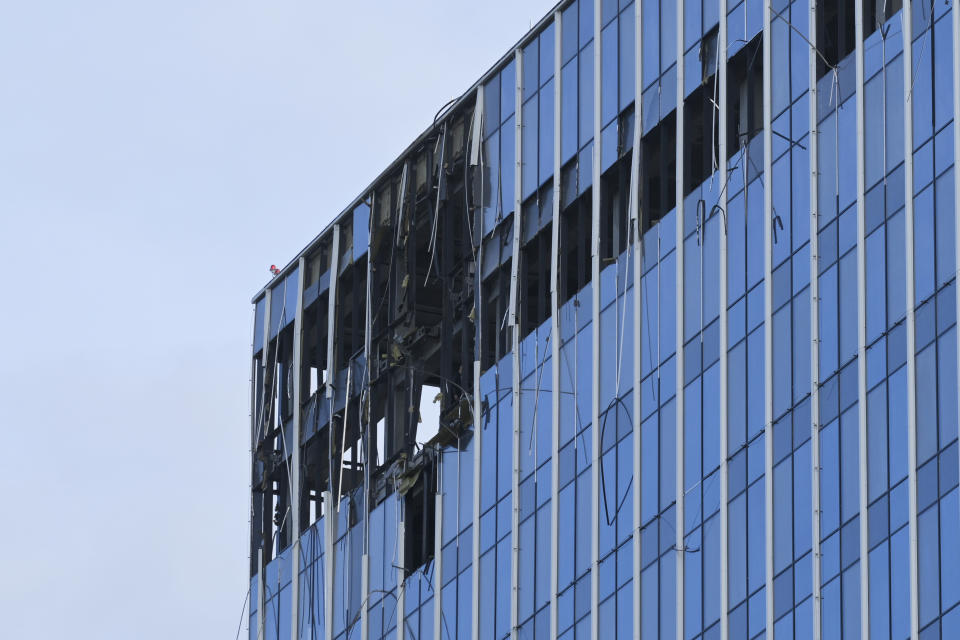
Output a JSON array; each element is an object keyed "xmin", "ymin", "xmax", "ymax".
[
  {"xmin": 808, "ymin": 0, "xmax": 823, "ymax": 634},
  {"xmin": 290, "ymin": 256, "xmax": 306, "ymax": 640},
  {"xmin": 549, "ymin": 9, "xmax": 562, "ymax": 640},
  {"xmin": 761, "ymin": 0, "xmax": 774, "ymax": 636},
  {"xmin": 902, "ymin": 3, "xmax": 920, "ymax": 638},
  {"xmin": 590, "ymin": 0, "xmax": 602, "ymax": 637},
  {"xmin": 718, "ymin": 0, "xmax": 730, "ymax": 637},
  {"xmin": 675, "ymin": 0, "xmax": 687, "ymax": 636},
  {"xmin": 853, "ymin": 2, "xmax": 871, "ymax": 637},
  {"xmin": 324, "ymin": 489, "xmax": 335, "ymax": 640},
  {"xmin": 631, "ymin": 0, "xmax": 643, "ymax": 638},
  {"xmin": 510, "ymin": 46, "xmax": 523, "ymax": 640}
]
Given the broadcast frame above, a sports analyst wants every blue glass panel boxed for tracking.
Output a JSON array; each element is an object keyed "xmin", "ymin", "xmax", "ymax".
[
  {"xmin": 729, "ymin": 492, "xmax": 747, "ymax": 605},
  {"xmin": 601, "ymin": 22, "xmax": 618, "ymax": 125},
  {"xmin": 579, "ymin": 42, "xmax": 595, "ymax": 148},
  {"xmin": 818, "ymin": 108, "xmax": 838, "ymax": 222},
  {"xmin": 821, "ymin": 418, "xmax": 840, "ymax": 535},
  {"xmin": 938, "ymin": 329, "xmax": 958, "ymax": 448},
  {"xmin": 539, "ymin": 79, "xmax": 555, "ymax": 187},
  {"xmin": 886, "ymin": 55, "xmax": 905, "ymax": 173},
  {"xmin": 483, "ymin": 129, "xmax": 501, "ymax": 234},
  {"xmin": 793, "ymin": 443, "xmax": 812, "ymax": 558},
  {"xmin": 840, "ymin": 407, "xmax": 859, "ymax": 523},
  {"xmin": 523, "ymin": 95, "xmax": 539, "ymax": 200},
  {"xmin": 838, "ymin": 251, "xmax": 857, "ymax": 364},
  {"xmin": 887, "ymin": 210, "xmax": 907, "ymax": 323},
  {"xmin": 561, "ymin": 59, "xmax": 578, "ymax": 163},
  {"xmin": 641, "ymin": 0, "xmax": 659, "ymax": 86},
  {"xmin": 254, "ymin": 297, "xmax": 265, "ymax": 353},
  {"xmin": 793, "ymin": 293, "xmax": 811, "ymax": 404},
  {"xmin": 660, "ymin": 553, "xmax": 676, "ymax": 640},
  {"xmin": 841, "ymin": 564, "xmax": 861, "ymax": 639},
  {"xmin": 935, "ymin": 170, "xmax": 956, "ymax": 288},
  {"xmin": 911, "ymin": 37, "xmax": 933, "ymax": 148},
  {"xmin": 540, "ymin": 22, "xmax": 556, "ymax": 85},
  {"xmin": 501, "ymin": 60, "xmax": 516, "ymax": 125},
  {"xmin": 579, "ymin": 0, "xmax": 594, "ymax": 47},
  {"xmin": 353, "ymin": 202, "xmax": 369, "ymax": 259},
  {"xmin": 918, "ymin": 505, "xmax": 940, "ymax": 626},
  {"xmin": 773, "ymin": 458, "xmax": 792, "ymax": 573},
  {"xmin": 837, "ymin": 99, "xmax": 856, "ymax": 211},
  {"xmin": 914, "ymin": 185, "xmax": 936, "ymax": 303},
  {"xmin": 865, "ymin": 74, "xmax": 884, "ymax": 186},
  {"xmin": 773, "ymin": 305, "xmax": 791, "ymax": 417},
  {"xmin": 484, "ymin": 73, "xmax": 501, "ymax": 138},
  {"xmin": 659, "ymin": 0, "xmax": 675, "ymax": 72},
  {"xmin": 916, "ymin": 344, "xmax": 938, "ymax": 463},
  {"xmin": 660, "ymin": 251, "xmax": 676, "ymax": 360},
  {"xmin": 684, "ymin": 527, "xmax": 703, "ymax": 634},
  {"xmin": 941, "ymin": 490, "xmax": 960, "ymax": 612},
  {"xmin": 524, "ymin": 37, "xmax": 539, "ymax": 102},
  {"xmin": 659, "ymin": 398, "xmax": 676, "ymax": 511},
  {"xmin": 619, "ymin": 12, "xmax": 635, "ymax": 112},
  {"xmin": 747, "ymin": 479, "xmax": 765, "ymax": 594},
  {"xmin": 748, "ymin": 586, "xmax": 765, "ymax": 638},
  {"xmin": 891, "ymin": 527, "xmax": 911, "ymax": 639},
  {"xmin": 502, "ymin": 115, "xmax": 516, "ymax": 218}
]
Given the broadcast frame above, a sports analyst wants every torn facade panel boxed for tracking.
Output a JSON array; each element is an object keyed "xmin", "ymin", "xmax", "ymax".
[{"xmin": 248, "ymin": 1, "xmax": 960, "ymax": 639}]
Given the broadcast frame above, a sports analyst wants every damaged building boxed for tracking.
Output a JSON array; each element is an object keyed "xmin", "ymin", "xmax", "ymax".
[{"xmin": 248, "ymin": 0, "xmax": 960, "ymax": 638}]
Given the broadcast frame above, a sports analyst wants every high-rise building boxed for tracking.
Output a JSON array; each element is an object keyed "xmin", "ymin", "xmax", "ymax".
[{"xmin": 248, "ymin": 1, "xmax": 960, "ymax": 638}]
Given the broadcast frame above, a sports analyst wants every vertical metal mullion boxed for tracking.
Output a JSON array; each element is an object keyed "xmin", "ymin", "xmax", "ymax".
[
  {"xmin": 397, "ymin": 502, "xmax": 406, "ymax": 640},
  {"xmin": 631, "ymin": 1, "xmax": 643, "ymax": 638},
  {"xmin": 902, "ymin": 3, "xmax": 920, "ymax": 639},
  {"xmin": 675, "ymin": 0, "xmax": 686, "ymax": 634},
  {"xmin": 363, "ymin": 196, "xmax": 374, "ymax": 640},
  {"xmin": 256, "ymin": 288, "xmax": 272, "ymax": 640},
  {"xmin": 550, "ymin": 10, "xmax": 562, "ymax": 640},
  {"xmin": 853, "ymin": 3, "xmax": 871, "ymax": 638},
  {"xmin": 290, "ymin": 256, "xmax": 306, "ymax": 640},
  {"xmin": 358, "ymin": 553, "xmax": 369, "ymax": 640},
  {"xmin": 591, "ymin": 1, "xmax": 602, "ymax": 637},
  {"xmin": 808, "ymin": 0, "xmax": 823, "ymax": 635},
  {"xmin": 511, "ymin": 46, "xmax": 523, "ymax": 640},
  {"xmin": 257, "ymin": 547, "xmax": 266, "ymax": 640},
  {"xmin": 434, "ymin": 491, "xmax": 443, "ymax": 640},
  {"xmin": 248, "ymin": 337, "xmax": 257, "ymax": 639},
  {"xmin": 954, "ymin": 0, "xmax": 960, "ymax": 547},
  {"xmin": 761, "ymin": 0, "xmax": 775, "ymax": 636},
  {"xmin": 324, "ymin": 490, "xmax": 336, "ymax": 640},
  {"xmin": 327, "ymin": 227, "xmax": 341, "ymax": 403},
  {"xmin": 472, "ymin": 85, "xmax": 484, "ymax": 640},
  {"xmin": 718, "ymin": 0, "xmax": 730, "ymax": 637},
  {"xmin": 472, "ymin": 357, "xmax": 482, "ymax": 640}
]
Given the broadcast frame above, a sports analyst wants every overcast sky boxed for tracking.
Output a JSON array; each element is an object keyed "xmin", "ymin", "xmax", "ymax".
[{"xmin": 0, "ymin": 2, "xmax": 556, "ymax": 637}]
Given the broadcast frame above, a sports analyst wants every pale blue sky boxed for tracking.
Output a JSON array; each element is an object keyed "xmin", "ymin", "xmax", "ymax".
[{"xmin": 0, "ymin": 2, "xmax": 556, "ymax": 637}]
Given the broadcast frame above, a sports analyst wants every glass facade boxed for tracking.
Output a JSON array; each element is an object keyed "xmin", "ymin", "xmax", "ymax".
[{"xmin": 249, "ymin": 1, "xmax": 959, "ymax": 638}]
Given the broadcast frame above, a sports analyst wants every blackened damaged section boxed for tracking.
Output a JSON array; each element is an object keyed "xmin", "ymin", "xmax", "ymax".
[{"xmin": 250, "ymin": 105, "xmax": 479, "ymax": 576}]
